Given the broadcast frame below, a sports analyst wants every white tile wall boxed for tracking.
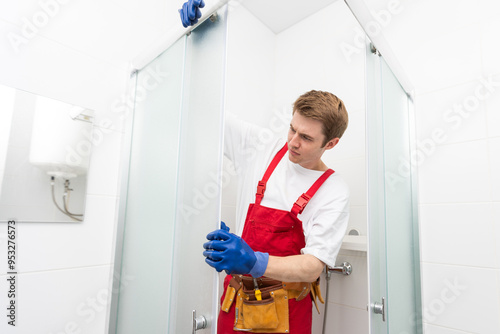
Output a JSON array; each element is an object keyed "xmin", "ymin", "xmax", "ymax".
[
  {"xmin": 330, "ymin": 157, "xmax": 367, "ymax": 207},
  {"xmin": 347, "ymin": 205, "xmax": 368, "ymax": 236},
  {"xmin": 0, "ymin": 2, "xmax": 128, "ymax": 334},
  {"xmin": 0, "ymin": 0, "xmax": 167, "ymax": 70},
  {"xmin": 421, "ymin": 263, "xmax": 500, "ymax": 333},
  {"xmin": 419, "ymin": 203, "xmax": 497, "ymax": 268},
  {"xmin": 11, "ymin": 195, "xmax": 117, "ymax": 272},
  {"xmin": 494, "ymin": 202, "xmax": 500, "ymax": 270},
  {"xmin": 488, "ymin": 137, "xmax": 500, "ymax": 202},
  {"xmin": 85, "ymin": 128, "xmax": 124, "ymax": 197},
  {"xmin": 327, "ymin": 252, "xmax": 368, "ymax": 309},
  {"xmin": 414, "ymin": 80, "xmax": 489, "ymax": 146},
  {"xmin": 0, "ymin": 20, "xmax": 128, "ymax": 116},
  {"xmin": 329, "ymin": 110, "xmax": 366, "ymax": 161},
  {"xmin": 343, "ymin": 0, "xmax": 500, "ymax": 332},
  {"xmin": 405, "ymin": 24, "xmax": 483, "ymax": 94},
  {"xmin": 377, "ymin": 0, "xmax": 500, "ymax": 332},
  {"xmin": 478, "ymin": 0, "xmax": 500, "ymax": 19},
  {"xmin": 423, "ymin": 323, "xmax": 475, "ymax": 334},
  {"xmin": 321, "ymin": 303, "xmax": 369, "ymax": 334},
  {"xmin": 0, "ymin": 86, "xmax": 15, "ymax": 180},
  {"xmin": 224, "ymin": 3, "xmax": 276, "ymax": 128},
  {"xmin": 389, "ymin": 0, "xmax": 484, "ymax": 41},
  {"xmin": 273, "ymin": 2, "xmax": 366, "ymax": 113},
  {"xmin": 418, "ymin": 140, "xmax": 491, "ymax": 204},
  {"xmin": 480, "ymin": 16, "xmax": 500, "ymax": 77},
  {"xmin": 221, "ymin": 3, "xmax": 276, "ymax": 232},
  {"xmin": 0, "ymin": 265, "xmax": 112, "ymax": 334},
  {"xmin": 484, "ymin": 75, "xmax": 500, "ymax": 138}
]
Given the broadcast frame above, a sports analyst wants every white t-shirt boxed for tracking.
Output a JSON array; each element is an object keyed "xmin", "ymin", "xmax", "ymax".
[{"xmin": 224, "ymin": 114, "xmax": 350, "ymax": 268}]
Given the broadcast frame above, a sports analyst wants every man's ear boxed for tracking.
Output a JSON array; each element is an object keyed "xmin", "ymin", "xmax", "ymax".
[{"xmin": 325, "ymin": 138, "xmax": 340, "ymax": 150}]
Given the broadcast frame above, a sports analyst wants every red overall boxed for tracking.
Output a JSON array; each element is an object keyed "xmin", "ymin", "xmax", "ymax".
[{"xmin": 217, "ymin": 143, "xmax": 334, "ymax": 334}]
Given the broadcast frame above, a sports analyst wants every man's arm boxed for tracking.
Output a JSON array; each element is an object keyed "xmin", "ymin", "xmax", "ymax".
[
  {"xmin": 264, "ymin": 254, "xmax": 324, "ymax": 282},
  {"xmin": 203, "ymin": 228, "xmax": 325, "ymax": 283}
]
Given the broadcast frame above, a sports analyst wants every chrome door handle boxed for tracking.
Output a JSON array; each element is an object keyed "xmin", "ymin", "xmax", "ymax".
[
  {"xmin": 192, "ymin": 310, "xmax": 207, "ymax": 333},
  {"xmin": 371, "ymin": 297, "xmax": 386, "ymax": 322}
]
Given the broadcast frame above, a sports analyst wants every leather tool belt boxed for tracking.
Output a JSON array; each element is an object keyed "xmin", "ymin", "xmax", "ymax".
[{"xmin": 221, "ymin": 275, "xmax": 325, "ymax": 333}]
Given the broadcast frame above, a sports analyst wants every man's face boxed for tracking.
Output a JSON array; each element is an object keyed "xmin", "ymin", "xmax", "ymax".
[{"xmin": 287, "ymin": 112, "xmax": 339, "ymax": 170}]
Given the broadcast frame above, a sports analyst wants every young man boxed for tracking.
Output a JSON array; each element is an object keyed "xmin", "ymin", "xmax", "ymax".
[{"xmin": 203, "ymin": 90, "xmax": 350, "ymax": 333}]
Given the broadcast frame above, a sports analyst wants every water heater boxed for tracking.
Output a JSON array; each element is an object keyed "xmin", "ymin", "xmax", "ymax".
[{"xmin": 29, "ymin": 96, "xmax": 94, "ymax": 179}]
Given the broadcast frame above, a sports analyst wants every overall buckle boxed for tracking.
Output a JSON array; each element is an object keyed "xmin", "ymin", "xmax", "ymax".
[
  {"xmin": 292, "ymin": 193, "xmax": 311, "ymax": 215},
  {"xmin": 256, "ymin": 181, "xmax": 266, "ymax": 197}
]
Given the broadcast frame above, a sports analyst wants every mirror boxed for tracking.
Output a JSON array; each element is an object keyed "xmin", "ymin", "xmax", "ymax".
[{"xmin": 0, "ymin": 84, "xmax": 94, "ymax": 222}]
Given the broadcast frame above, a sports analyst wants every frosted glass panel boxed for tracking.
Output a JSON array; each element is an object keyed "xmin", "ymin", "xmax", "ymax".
[
  {"xmin": 114, "ymin": 36, "xmax": 186, "ymax": 334},
  {"xmin": 366, "ymin": 44, "xmax": 388, "ymax": 334},
  {"xmin": 366, "ymin": 45, "xmax": 422, "ymax": 334},
  {"xmin": 380, "ymin": 56, "xmax": 422, "ymax": 333},
  {"xmin": 169, "ymin": 7, "xmax": 227, "ymax": 334}
]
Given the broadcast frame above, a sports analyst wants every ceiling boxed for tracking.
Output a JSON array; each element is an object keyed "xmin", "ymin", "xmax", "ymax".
[{"xmin": 242, "ymin": 0, "xmax": 339, "ymax": 34}]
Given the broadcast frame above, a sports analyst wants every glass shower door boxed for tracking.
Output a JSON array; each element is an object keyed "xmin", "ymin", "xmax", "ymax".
[
  {"xmin": 366, "ymin": 43, "xmax": 423, "ymax": 334},
  {"xmin": 111, "ymin": 6, "xmax": 228, "ymax": 334},
  {"xmin": 112, "ymin": 36, "xmax": 186, "ymax": 334},
  {"xmin": 168, "ymin": 7, "xmax": 228, "ymax": 334}
]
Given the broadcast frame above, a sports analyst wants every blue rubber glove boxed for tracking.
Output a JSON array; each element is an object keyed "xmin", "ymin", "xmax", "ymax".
[
  {"xmin": 178, "ymin": 0, "xmax": 205, "ymax": 28},
  {"xmin": 220, "ymin": 221, "xmax": 230, "ymax": 232},
  {"xmin": 203, "ymin": 224, "xmax": 269, "ymax": 277}
]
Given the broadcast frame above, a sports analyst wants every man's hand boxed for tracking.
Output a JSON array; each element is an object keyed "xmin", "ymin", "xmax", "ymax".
[
  {"xmin": 178, "ymin": 0, "xmax": 205, "ymax": 28},
  {"xmin": 203, "ymin": 223, "xmax": 268, "ymax": 277}
]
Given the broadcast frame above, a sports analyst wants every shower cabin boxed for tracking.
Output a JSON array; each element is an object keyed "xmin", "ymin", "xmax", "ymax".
[{"xmin": 109, "ymin": 1, "xmax": 422, "ymax": 333}]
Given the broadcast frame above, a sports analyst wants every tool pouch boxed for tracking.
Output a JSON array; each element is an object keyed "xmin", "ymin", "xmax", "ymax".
[
  {"xmin": 221, "ymin": 276, "xmax": 242, "ymax": 313},
  {"xmin": 242, "ymin": 297, "xmax": 279, "ymax": 329},
  {"xmin": 234, "ymin": 278, "xmax": 288, "ymax": 333},
  {"xmin": 282, "ymin": 281, "xmax": 311, "ymax": 301},
  {"xmin": 222, "ymin": 276, "xmax": 315, "ymax": 333},
  {"xmin": 310, "ymin": 277, "xmax": 325, "ymax": 314}
]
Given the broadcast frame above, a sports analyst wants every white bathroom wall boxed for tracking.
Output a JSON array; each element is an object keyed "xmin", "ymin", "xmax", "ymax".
[
  {"xmin": 221, "ymin": 4, "xmax": 276, "ymax": 232},
  {"xmin": 354, "ymin": 0, "xmax": 500, "ymax": 333},
  {"xmin": 0, "ymin": 6, "xmax": 129, "ymax": 334},
  {"xmin": 273, "ymin": 2, "xmax": 368, "ymax": 333},
  {"xmin": 273, "ymin": 0, "xmax": 367, "ymax": 236},
  {"xmin": 414, "ymin": 43, "xmax": 500, "ymax": 334},
  {"xmin": 223, "ymin": 2, "xmax": 369, "ymax": 333},
  {"xmin": 0, "ymin": 86, "xmax": 16, "ymax": 195}
]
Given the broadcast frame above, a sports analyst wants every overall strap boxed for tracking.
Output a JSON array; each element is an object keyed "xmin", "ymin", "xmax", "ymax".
[
  {"xmin": 255, "ymin": 143, "xmax": 288, "ymax": 205},
  {"xmin": 291, "ymin": 169, "xmax": 335, "ymax": 216}
]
